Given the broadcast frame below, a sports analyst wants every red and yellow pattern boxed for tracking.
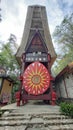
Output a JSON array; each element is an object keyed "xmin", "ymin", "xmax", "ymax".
[{"xmin": 23, "ymin": 62, "xmax": 50, "ymax": 95}]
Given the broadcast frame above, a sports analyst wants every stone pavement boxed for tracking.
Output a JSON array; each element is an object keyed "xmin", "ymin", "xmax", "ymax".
[{"xmin": 0, "ymin": 100, "xmax": 73, "ymax": 130}]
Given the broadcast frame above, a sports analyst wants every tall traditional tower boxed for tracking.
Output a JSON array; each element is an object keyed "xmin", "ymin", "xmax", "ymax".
[
  {"xmin": 15, "ymin": 5, "xmax": 57, "ymax": 104},
  {"xmin": 16, "ymin": 5, "xmax": 56, "ymax": 67}
]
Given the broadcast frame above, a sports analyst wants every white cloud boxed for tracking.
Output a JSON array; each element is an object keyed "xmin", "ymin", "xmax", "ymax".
[
  {"xmin": 0, "ymin": 0, "xmax": 27, "ymax": 44},
  {"xmin": 0, "ymin": 0, "xmax": 73, "ymax": 47},
  {"xmin": 24, "ymin": 0, "xmax": 47, "ymax": 6},
  {"xmin": 62, "ymin": 0, "xmax": 73, "ymax": 6},
  {"xmin": 46, "ymin": 0, "xmax": 64, "ymax": 34}
]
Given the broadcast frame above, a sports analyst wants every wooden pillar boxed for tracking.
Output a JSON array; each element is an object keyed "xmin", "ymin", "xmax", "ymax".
[{"xmin": 63, "ymin": 75, "xmax": 68, "ymax": 98}]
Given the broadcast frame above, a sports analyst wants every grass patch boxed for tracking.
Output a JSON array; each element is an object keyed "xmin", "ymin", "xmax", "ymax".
[
  {"xmin": 0, "ymin": 109, "xmax": 4, "ymax": 117},
  {"xmin": 60, "ymin": 102, "xmax": 73, "ymax": 118}
]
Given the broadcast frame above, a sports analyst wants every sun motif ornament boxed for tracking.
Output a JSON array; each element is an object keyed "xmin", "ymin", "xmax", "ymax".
[{"xmin": 23, "ymin": 62, "xmax": 50, "ymax": 95}]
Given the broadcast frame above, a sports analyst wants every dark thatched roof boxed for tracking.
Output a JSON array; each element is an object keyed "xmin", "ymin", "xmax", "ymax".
[{"xmin": 16, "ymin": 5, "xmax": 57, "ymax": 66}]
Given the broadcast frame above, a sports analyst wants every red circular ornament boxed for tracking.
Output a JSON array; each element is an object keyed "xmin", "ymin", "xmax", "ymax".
[{"xmin": 23, "ymin": 62, "xmax": 50, "ymax": 95}]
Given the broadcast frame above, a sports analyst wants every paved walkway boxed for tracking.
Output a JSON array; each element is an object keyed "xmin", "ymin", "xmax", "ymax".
[
  {"xmin": 1, "ymin": 101, "xmax": 60, "ymax": 114},
  {"xmin": 0, "ymin": 101, "xmax": 73, "ymax": 130}
]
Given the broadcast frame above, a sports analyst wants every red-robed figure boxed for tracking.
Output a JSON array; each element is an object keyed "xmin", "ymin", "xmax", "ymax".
[
  {"xmin": 15, "ymin": 91, "xmax": 21, "ymax": 106},
  {"xmin": 51, "ymin": 90, "xmax": 57, "ymax": 105}
]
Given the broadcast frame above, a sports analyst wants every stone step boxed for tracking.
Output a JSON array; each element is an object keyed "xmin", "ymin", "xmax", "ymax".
[
  {"xmin": 4, "ymin": 112, "xmax": 68, "ymax": 118},
  {"xmin": 44, "ymin": 118, "xmax": 73, "ymax": 125},
  {"xmin": 0, "ymin": 114, "xmax": 69, "ymax": 120},
  {"xmin": 0, "ymin": 116, "xmax": 31, "ymax": 120},
  {"xmin": 27, "ymin": 124, "xmax": 73, "ymax": 130},
  {"xmin": 0, "ymin": 124, "xmax": 73, "ymax": 130},
  {"xmin": 0, "ymin": 108, "xmax": 73, "ymax": 130},
  {"xmin": 0, "ymin": 125, "xmax": 27, "ymax": 130},
  {"xmin": 0, "ymin": 118, "xmax": 73, "ymax": 126},
  {"xmin": 7, "ymin": 112, "xmax": 61, "ymax": 116},
  {"xmin": 48, "ymin": 124, "xmax": 73, "ymax": 130},
  {"xmin": 30, "ymin": 114, "xmax": 69, "ymax": 119}
]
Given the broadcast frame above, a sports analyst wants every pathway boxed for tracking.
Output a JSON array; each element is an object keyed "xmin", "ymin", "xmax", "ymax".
[{"xmin": 0, "ymin": 101, "xmax": 73, "ymax": 130}]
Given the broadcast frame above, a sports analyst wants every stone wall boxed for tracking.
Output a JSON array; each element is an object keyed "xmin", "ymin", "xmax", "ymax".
[{"xmin": 55, "ymin": 73, "xmax": 73, "ymax": 100}]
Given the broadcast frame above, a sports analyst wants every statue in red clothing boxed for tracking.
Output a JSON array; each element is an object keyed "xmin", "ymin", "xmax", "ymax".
[
  {"xmin": 51, "ymin": 90, "xmax": 57, "ymax": 105},
  {"xmin": 15, "ymin": 91, "xmax": 21, "ymax": 106}
]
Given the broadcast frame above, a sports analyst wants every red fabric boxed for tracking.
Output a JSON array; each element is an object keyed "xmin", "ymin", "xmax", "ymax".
[
  {"xmin": 19, "ymin": 75, "xmax": 23, "ymax": 81},
  {"xmin": 15, "ymin": 91, "xmax": 20, "ymax": 99},
  {"xmin": 17, "ymin": 101, "xmax": 20, "ymax": 106},
  {"xmin": 52, "ymin": 91, "xmax": 57, "ymax": 100}
]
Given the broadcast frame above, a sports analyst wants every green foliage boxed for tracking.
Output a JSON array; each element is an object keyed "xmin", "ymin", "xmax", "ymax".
[
  {"xmin": 53, "ymin": 13, "xmax": 73, "ymax": 47},
  {"xmin": 60, "ymin": 102, "xmax": 73, "ymax": 118},
  {"xmin": 0, "ymin": 110, "xmax": 2, "ymax": 116},
  {"xmin": 11, "ymin": 80, "xmax": 20, "ymax": 102},
  {"xmin": 0, "ymin": 108, "xmax": 5, "ymax": 117},
  {"xmin": 0, "ymin": 34, "xmax": 20, "ymax": 78},
  {"xmin": 11, "ymin": 83, "xmax": 20, "ymax": 103},
  {"xmin": 52, "ymin": 13, "xmax": 73, "ymax": 75},
  {"xmin": 0, "ymin": 34, "xmax": 20, "ymax": 102}
]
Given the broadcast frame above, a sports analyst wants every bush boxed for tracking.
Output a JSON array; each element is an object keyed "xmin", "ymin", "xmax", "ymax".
[
  {"xmin": 0, "ymin": 109, "xmax": 4, "ymax": 117},
  {"xmin": 60, "ymin": 102, "xmax": 73, "ymax": 118}
]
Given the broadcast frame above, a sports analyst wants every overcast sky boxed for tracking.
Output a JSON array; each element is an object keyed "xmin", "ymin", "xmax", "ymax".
[{"xmin": 0, "ymin": 0, "xmax": 73, "ymax": 49}]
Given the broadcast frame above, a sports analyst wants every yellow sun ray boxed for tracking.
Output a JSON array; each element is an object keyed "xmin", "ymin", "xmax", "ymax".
[
  {"xmin": 27, "ymin": 71, "xmax": 34, "ymax": 76},
  {"xmin": 40, "ymin": 72, "xmax": 46, "ymax": 75},
  {"xmin": 38, "ymin": 68, "xmax": 42, "ymax": 75},
  {"xmin": 35, "ymin": 64, "xmax": 38, "ymax": 74},
  {"xmin": 30, "ymin": 67, "xmax": 36, "ymax": 75}
]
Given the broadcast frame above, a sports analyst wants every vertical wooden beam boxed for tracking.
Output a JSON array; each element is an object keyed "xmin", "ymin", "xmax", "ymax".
[
  {"xmin": 63, "ymin": 75, "xmax": 68, "ymax": 98},
  {"xmin": 0, "ymin": 78, "xmax": 4, "ymax": 94},
  {"xmin": 59, "ymin": 85, "xmax": 61, "ymax": 97}
]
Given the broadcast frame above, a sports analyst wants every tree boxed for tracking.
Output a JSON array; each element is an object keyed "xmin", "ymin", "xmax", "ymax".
[
  {"xmin": 0, "ymin": 35, "xmax": 21, "ymax": 102},
  {"xmin": 52, "ymin": 13, "xmax": 73, "ymax": 75},
  {"xmin": 0, "ymin": 34, "xmax": 20, "ymax": 79}
]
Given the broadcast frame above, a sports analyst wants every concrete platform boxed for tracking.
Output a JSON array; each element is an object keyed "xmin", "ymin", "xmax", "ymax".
[
  {"xmin": 1, "ymin": 100, "xmax": 60, "ymax": 114},
  {"xmin": 0, "ymin": 101, "xmax": 73, "ymax": 130}
]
